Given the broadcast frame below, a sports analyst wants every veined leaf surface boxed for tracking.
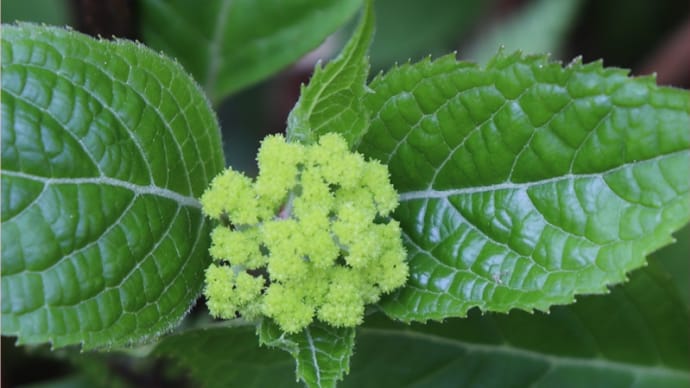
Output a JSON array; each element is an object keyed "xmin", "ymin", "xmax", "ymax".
[
  {"xmin": 259, "ymin": 320, "xmax": 356, "ymax": 388},
  {"xmin": 359, "ymin": 52, "xmax": 690, "ymax": 321},
  {"xmin": 1, "ymin": 24, "xmax": 225, "ymax": 348},
  {"xmin": 350, "ymin": 256, "xmax": 689, "ymax": 387},
  {"xmin": 287, "ymin": 0, "xmax": 373, "ymax": 148}
]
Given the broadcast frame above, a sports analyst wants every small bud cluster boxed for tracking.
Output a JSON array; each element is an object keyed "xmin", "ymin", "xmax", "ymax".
[{"xmin": 200, "ymin": 133, "xmax": 408, "ymax": 333}]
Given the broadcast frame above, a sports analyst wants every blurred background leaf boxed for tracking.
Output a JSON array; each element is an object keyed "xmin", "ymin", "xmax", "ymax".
[
  {"xmin": 348, "ymin": 260, "xmax": 689, "ymax": 387},
  {"xmin": 367, "ymin": 0, "xmax": 486, "ymax": 69},
  {"xmin": 652, "ymin": 225, "xmax": 690, "ymax": 307},
  {"xmin": 463, "ymin": 0, "xmax": 583, "ymax": 63},
  {"xmin": 139, "ymin": 0, "xmax": 363, "ymax": 103},
  {"xmin": 1, "ymin": 0, "xmax": 69, "ymax": 25}
]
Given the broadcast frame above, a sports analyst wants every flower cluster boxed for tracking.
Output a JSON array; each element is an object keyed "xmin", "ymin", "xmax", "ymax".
[{"xmin": 200, "ymin": 133, "xmax": 408, "ymax": 333}]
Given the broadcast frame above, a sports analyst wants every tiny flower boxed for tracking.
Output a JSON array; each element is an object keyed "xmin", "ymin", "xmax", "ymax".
[{"xmin": 262, "ymin": 283, "xmax": 315, "ymax": 333}]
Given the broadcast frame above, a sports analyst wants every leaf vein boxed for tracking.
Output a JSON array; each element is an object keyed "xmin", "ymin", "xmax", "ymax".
[
  {"xmin": 203, "ymin": 0, "xmax": 233, "ymax": 95},
  {"xmin": 2, "ymin": 86, "xmax": 105, "ymax": 176},
  {"xmin": 398, "ymin": 150, "xmax": 687, "ymax": 201},
  {"xmin": 358, "ymin": 327, "xmax": 690, "ymax": 380},
  {"xmin": 2, "ymin": 170, "xmax": 200, "ymax": 209},
  {"xmin": 304, "ymin": 327, "xmax": 322, "ymax": 387}
]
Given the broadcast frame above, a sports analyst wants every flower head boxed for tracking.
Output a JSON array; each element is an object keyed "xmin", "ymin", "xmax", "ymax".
[{"xmin": 200, "ymin": 133, "xmax": 408, "ymax": 333}]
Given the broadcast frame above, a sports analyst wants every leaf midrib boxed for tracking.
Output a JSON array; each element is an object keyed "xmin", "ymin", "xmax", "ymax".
[
  {"xmin": 289, "ymin": 4, "xmax": 371, "ymax": 144},
  {"xmin": 304, "ymin": 327, "xmax": 323, "ymax": 387},
  {"xmin": 3, "ymin": 170, "xmax": 201, "ymax": 209},
  {"xmin": 358, "ymin": 327, "xmax": 689, "ymax": 380},
  {"xmin": 398, "ymin": 150, "xmax": 688, "ymax": 202},
  {"xmin": 203, "ymin": 0, "xmax": 233, "ymax": 97}
]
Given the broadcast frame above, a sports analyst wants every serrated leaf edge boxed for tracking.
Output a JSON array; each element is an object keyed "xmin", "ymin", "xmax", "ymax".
[{"xmin": 367, "ymin": 50, "xmax": 689, "ymax": 322}]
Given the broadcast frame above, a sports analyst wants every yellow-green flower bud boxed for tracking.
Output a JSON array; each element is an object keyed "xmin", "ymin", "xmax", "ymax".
[
  {"xmin": 317, "ymin": 267, "xmax": 365, "ymax": 327},
  {"xmin": 262, "ymin": 283, "xmax": 315, "ymax": 333},
  {"xmin": 255, "ymin": 135, "xmax": 304, "ymax": 207},
  {"xmin": 200, "ymin": 132, "xmax": 408, "ymax": 334},
  {"xmin": 201, "ymin": 169, "xmax": 261, "ymax": 224},
  {"xmin": 210, "ymin": 227, "xmax": 265, "ymax": 269},
  {"xmin": 204, "ymin": 264, "xmax": 237, "ymax": 319}
]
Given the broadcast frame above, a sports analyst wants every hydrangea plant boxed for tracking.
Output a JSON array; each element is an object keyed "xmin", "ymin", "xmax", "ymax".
[{"xmin": 2, "ymin": 1, "xmax": 688, "ymax": 387}]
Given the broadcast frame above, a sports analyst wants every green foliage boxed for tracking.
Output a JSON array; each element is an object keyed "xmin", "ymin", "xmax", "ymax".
[
  {"xmin": 154, "ymin": 325, "xmax": 298, "ymax": 388},
  {"xmin": 139, "ymin": 0, "xmax": 363, "ymax": 102},
  {"xmin": 1, "ymin": 24, "xmax": 224, "ymax": 348},
  {"xmin": 153, "ymin": 247, "xmax": 689, "ymax": 387},
  {"xmin": 359, "ymin": 52, "xmax": 690, "ymax": 321},
  {"xmin": 464, "ymin": 0, "xmax": 583, "ymax": 63},
  {"xmin": 155, "ymin": 321, "xmax": 357, "ymax": 388},
  {"xmin": 259, "ymin": 320, "xmax": 356, "ymax": 388},
  {"xmin": 368, "ymin": 0, "xmax": 485, "ymax": 68},
  {"xmin": 1, "ymin": 0, "xmax": 69, "ymax": 26},
  {"xmin": 653, "ymin": 225, "xmax": 690, "ymax": 306},
  {"xmin": 351, "ymin": 266, "xmax": 688, "ymax": 387},
  {"xmin": 2, "ymin": 2, "xmax": 690, "ymax": 387},
  {"xmin": 287, "ymin": 1, "xmax": 374, "ymax": 147}
]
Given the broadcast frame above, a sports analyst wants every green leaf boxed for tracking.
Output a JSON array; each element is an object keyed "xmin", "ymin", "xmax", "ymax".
[
  {"xmin": 1, "ymin": 24, "xmax": 225, "ymax": 348},
  {"xmin": 139, "ymin": 0, "xmax": 363, "ymax": 103},
  {"xmin": 347, "ymin": 259, "xmax": 689, "ymax": 387},
  {"xmin": 154, "ymin": 321, "xmax": 356, "ymax": 388},
  {"xmin": 287, "ymin": 0, "xmax": 374, "ymax": 148},
  {"xmin": 464, "ymin": 0, "xmax": 583, "ymax": 64},
  {"xmin": 368, "ymin": 0, "xmax": 486, "ymax": 69},
  {"xmin": 259, "ymin": 320, "xmax": 356, "ymax": 388},
  {"xmin": 152, "ymin": 257, "xmax": 688, "ymax": 387},
  {"xmin": 154, "ymin": 325, "xmax": 299, "ymax": 388},
  {"xmin": 359, "ymin": 52, "xmax": 690, "ymax": 321},
  {"xmin": 652, "ymin": 225, "xmax": 690, "ymax": 307},
  {"xmin": 1, "ymin": 0, "xmax": 69, "ymax": 25}
]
